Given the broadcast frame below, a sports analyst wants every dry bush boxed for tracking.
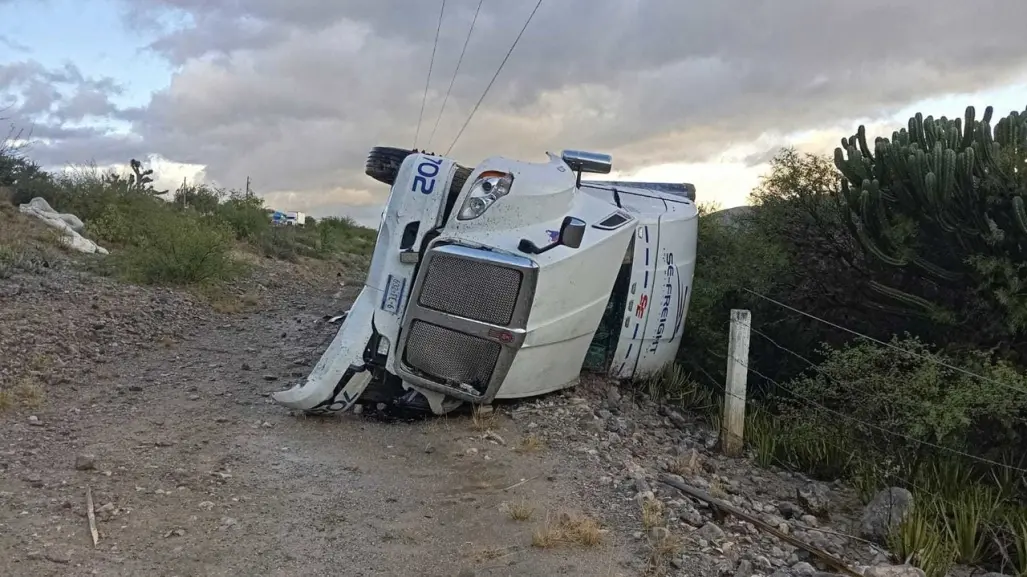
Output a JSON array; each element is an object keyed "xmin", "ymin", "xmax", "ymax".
[
  {"xmin": 641, "ymin": 497, "xmax": 665, "ymax": 529},
  {"xmin": 505, "ymin": 499, "xmax": 535, "ymax": 521},
  {"xmin": 0, "ymin": 377, "xmax": 46, "ymax": 411},
  {"xmin": 470, "ymin": 405, "xmax": 497, "ymax": 431},
  {"xmin": 708, "ymin": 479, "xmax": 728, "ymax": 499},
  {"xmin": 644, "ymin": 529, "xmax": 684, "ymax": 576},
  {"xmin": 666, "ymin": 449, "xmax": 701, "ymax": 477},
  {"xmin": 517, "ymin": 433, "xmax": 545, "ymax": 453},
  {"xmin": 468, "ymin": 545, "xmax": 511, "ymax": 563},
  {"xmin": 531, "ymin": 511, "xmax": 604, "ymax": 549}
]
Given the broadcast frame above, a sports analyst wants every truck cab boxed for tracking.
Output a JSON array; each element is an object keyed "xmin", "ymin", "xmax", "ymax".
[{"xmin": 272, "ymin": 146, "xmax": 698, "ymax": 416}]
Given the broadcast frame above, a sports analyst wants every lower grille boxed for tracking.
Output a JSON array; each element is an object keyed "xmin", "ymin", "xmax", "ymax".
[
  {"xmin": 403, "ymin": 320, "xmax": 500, "ymax": 393},
  {"xmin": 418, "ymin": 252, "xmax": 522, "ymax": 325}
]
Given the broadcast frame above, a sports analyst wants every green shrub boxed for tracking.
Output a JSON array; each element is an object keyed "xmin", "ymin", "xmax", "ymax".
[
  {"xmin": 1009, "ymin": 510, "xmax": 1027, "ymax": 576},
  {"xmin": 315, "ymin": 215, "xmax": 376, "ymax": 257},
  {"xmin": 779, "ymin": 335, "xmax": 1027, "ymax": 457},
  {"xmin": 256, "ymin": 225, "xmax": 303, "ymax": 261},
  {"xmin": 0, "ymin": 242, "xmax": 26, "ymax": 279},
  {"xmin": 888, "ymin": 496, "xmax": 955, "ymax": 577},
  {"xmin": 114, "ymin": 211, "xmax": 239, "ymax": 285},
  {"xmin": 635, "ymin": 363, "xmax": 718, "ymax": 416},
  {"xmin": 173, "ymin": 183, "xmax": 223, "ymax": 214},
  {"xmin": 214, "ymin": 196, "xmax": 270, "ymax": 241}
]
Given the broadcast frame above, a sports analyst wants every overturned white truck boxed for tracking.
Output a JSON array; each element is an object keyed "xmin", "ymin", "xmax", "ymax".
[{"xmin": 272, "ymin": 147, "xmax": 699, "ymax": 416}]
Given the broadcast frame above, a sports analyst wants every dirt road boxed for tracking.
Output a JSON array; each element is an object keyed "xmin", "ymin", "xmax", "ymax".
[
  {"xmin": 2, "ymin": 253, "xmax": 897, "ymax": 577},
  {"xmin": 0, "ymin": 262, "xmax": 644, "ymax": 577}
]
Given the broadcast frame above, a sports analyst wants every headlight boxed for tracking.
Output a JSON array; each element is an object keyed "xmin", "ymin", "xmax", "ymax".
[{"xmin": 457, "ymin": 170, "xmax": 513, "ymax": 220}]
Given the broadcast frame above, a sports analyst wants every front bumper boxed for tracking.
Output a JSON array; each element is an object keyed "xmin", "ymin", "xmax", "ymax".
[{"xmin": 393, "ymin": 241, "xmax": 539, "ymax": 403}]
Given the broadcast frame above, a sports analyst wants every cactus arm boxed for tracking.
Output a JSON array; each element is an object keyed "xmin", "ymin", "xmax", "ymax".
[
  {"xmin": 855, "ymin": 222, "xmax": 908, "ymax": 266},
  {"xmin": 911, "ymin": 256, "xmax": 962, "ymax": 282},
  {"xmin": 868, "ymin": 280, "xmax": 944, "ymax": 316},
  {"xmin": 1012, "ymin": 196, "xmax": 1027, "ymax": 235}
]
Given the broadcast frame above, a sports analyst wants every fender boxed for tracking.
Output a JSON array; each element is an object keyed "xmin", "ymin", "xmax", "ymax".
[{"xmin": 271, "ymin": 287, "xmax": 378, "ymax": 412}]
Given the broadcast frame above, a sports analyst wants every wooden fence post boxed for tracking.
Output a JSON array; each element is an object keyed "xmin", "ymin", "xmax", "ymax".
[{"xmin": 721, "ymin": 309, "xmax": 751, "ymax": 457}]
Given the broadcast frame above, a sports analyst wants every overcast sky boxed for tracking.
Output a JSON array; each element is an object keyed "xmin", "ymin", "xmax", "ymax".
[{"xmin": 3, "ymin": 0, "xmax": 1027, "ymax": 227}]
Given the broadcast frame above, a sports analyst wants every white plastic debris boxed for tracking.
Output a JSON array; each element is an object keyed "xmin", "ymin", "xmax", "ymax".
[{"xmin": 18, "ymin": 197, "xmax": 109, "ymax": 255}]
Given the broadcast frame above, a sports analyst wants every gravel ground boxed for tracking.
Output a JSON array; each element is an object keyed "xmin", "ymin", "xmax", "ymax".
[
  {"xmin": 0, "ymin": 235, "xmax": 938, "ymax": 577},
  {"xmin": 0, "ymin": 255, "xmax": 641, "ymax": 577}
]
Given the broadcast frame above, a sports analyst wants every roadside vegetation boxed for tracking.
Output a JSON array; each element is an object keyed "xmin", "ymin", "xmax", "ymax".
[
  {"xmin": 637, "ymin": 103, "xmax": 1027, "ymax": 577},
  {"xmin": 0, "ymin": 136, "xmax": 376, "ymax": 289}
]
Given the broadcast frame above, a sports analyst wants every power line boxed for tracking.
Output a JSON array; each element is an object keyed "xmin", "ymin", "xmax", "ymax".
[
  {"xmin": 742, "ymin": 287, "xmax": 1027, "ymax": 394},
  {"xmin": 415, "ymin": 0, "xmax": 447, "ymax": 148},
  {"xmin": 427, "ymin": 0, "xmax": 485, "ymax": 149},
  {"xmin": 445, "ymin": 0, "xmax": 544, "ymax": 156}
]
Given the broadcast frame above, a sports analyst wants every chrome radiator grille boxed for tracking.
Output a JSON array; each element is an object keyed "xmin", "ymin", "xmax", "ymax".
[
  {"xmin": 403, "ymin": 320, "xmax": 501, "ymax": 392},
  {"xmin": 417, "ymin": 252, "xmax": 523, "ymax": 325}
]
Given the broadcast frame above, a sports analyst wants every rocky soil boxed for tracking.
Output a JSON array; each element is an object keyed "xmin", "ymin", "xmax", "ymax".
[{"xmin": 0, "ymin": 244, "xmax": 959, "ymax": 576}]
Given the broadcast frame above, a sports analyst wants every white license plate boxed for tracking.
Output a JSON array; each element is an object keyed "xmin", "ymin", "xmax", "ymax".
[{"xmin": 381, "ymin": 275, "xmax": 406, "ymax": 315}]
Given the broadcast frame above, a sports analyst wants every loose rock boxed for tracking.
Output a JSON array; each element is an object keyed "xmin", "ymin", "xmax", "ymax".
[
  {"xmin": 860, "ymin": 487, "xmax": 914, "ymax": 544},
  {"xmin": 75, "ymin": 453, "xmax": 97, "ymax": 471},
  {"xmin": 865, "ymin": 565, "xmax": 927, "ymax": 577}
]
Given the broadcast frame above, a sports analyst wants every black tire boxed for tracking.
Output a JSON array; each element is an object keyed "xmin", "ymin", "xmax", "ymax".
[
  {"xmin": 364, "ymin": 145, "xmax": 473, "ymax": 198},
  {"xmin": 441, "ymin": 165, "xmax": 473, "ymax": 223},
  {"xmin": 365, "ymin": 146, "xmax": 414, "ymax": 186},
  {"xmin": 450, "ymin": 165, "xmax": 472, "ymax": 194}
]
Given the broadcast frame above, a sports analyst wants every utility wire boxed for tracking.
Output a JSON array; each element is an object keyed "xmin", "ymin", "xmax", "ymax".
[
  {"xmin": 415, "ymin": 0, "xmax": 447, "ymax": 148},
  {"xmin": 742, "ymin": 287, "xmax": 1027, "ymax": 395},
  {"xmin": 445, "ymin": 0, "xmax": 544, "ymax": 156},
  {"xmin": 427, "ymin": 0, "xmax": 485, "ymax": 149}
]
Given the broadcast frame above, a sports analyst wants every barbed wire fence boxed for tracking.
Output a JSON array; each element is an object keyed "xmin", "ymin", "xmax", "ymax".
[{"xmin": 667, "ymin": 288, "xmax": 1027, "ymax": 499}]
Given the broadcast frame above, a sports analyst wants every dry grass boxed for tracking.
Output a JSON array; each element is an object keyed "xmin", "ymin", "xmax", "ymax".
[
  {"xmin": 0, "ymin": 377, "xmax": 46, "ymax": 411},
  {"xmin": 641, "ymin": 497, "xmax": 666, "ymax": 529},
  {"xmin": 0, "ymin": 240, "xmax": 27, "ymax": 279},
  {"xmin": 666, "ymin": 449, "xmax": 701, "ymax": 477},
  {"xmin": 199, "ymin": 285, "xmax": 262, "ymax": 314},
  {"xmin": 505, "ymin": 499, "xmax": 535, "ymax": 521},
  {"xmin": 157, "ymin": 335, "xmax": 178, "ymax": 349},
  {"xmin": 531, "ymin": 522, "xmax": 562, "ymax": 549},
  {"xmin": 531, "ymin": 511, "xmax": 605, "ymax": 549},
  {"xmin": 27, "ymin": 354, "xmax": 53, "ymax": 372},
  {"xmin": 517, "ymin": 433, "xmax": 545, "ymax": 453},
  {"xmin": 0, "ymin": 208, "xmax": 67, "ymax": 279},
  {"xmin": 15, "ymin": 377, "xmax": 44, "ymax": 408},
  {"xmin": 470, "ymin": 405, "xmax": 497, "ymax": 432},
  {"xmin": 423, "ymin": 412, "xmax": 453, "ymax": 434},
  {"xmin": 708, "ymin": 479, "xmax": 728, "ymax": 499},
  {"xmin": 643, "ymin": 530, "xmax": 685, "ymax": 576},
  {"xmin": 468, "ymin": 545, "xmax": 513, "ymax": 563}
]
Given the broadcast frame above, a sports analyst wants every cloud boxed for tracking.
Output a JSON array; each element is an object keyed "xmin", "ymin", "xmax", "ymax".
[
  {"xmin": 9, "ymin": 0, "xmax": 1027, "ymax": 221},
  {"xmin": 0, "ymin": 59, "xmax": 138, "ymax": 167},
  {"xmin": 0, "ymin": 35, "xmax": 30, "ymax": 54}
]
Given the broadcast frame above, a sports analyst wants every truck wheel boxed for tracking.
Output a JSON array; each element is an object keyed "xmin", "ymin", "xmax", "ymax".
[
  {"xmin": 364, "ymin": 146, "xmax": 473, "ymax": 195},
  {"xmin": 365, "ymin": 146, "xmax": 414, "ymax": 186},
  {"xmin": 450, "ymin": 165, "xmax": 471, "ymax": 194}
]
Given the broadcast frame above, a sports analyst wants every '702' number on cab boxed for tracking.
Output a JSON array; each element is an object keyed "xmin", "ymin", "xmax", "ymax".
[{"xmin": 411, "ymin": 156, "xmax": 444, "ymax": 195}]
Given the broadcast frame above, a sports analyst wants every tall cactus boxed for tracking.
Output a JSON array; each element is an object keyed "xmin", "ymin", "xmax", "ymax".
[{"xmin": 834, "ymin": 105, "xmax": 1027, "ymax": 325}]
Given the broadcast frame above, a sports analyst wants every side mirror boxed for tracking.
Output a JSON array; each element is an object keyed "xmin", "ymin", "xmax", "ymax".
[
  {"xmin": 561, "ymin": 150, "xmax": 612, "ymax": 187},
  {"xmin": 558, "ymin": 216, "xmax": 585, "ymax": 249},
  {"xmin": 561, "ymin": 150, "xmax": 612, "ymax": 174},
  {"xmin": 518, "ymin": 216, "xmax": 586, "ymax": 255}
]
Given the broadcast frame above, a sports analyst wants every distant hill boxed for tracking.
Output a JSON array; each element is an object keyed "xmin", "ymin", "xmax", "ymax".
[{"xmin": 707, "ymin": 205, "xmax": 753, "ymax": 226}]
